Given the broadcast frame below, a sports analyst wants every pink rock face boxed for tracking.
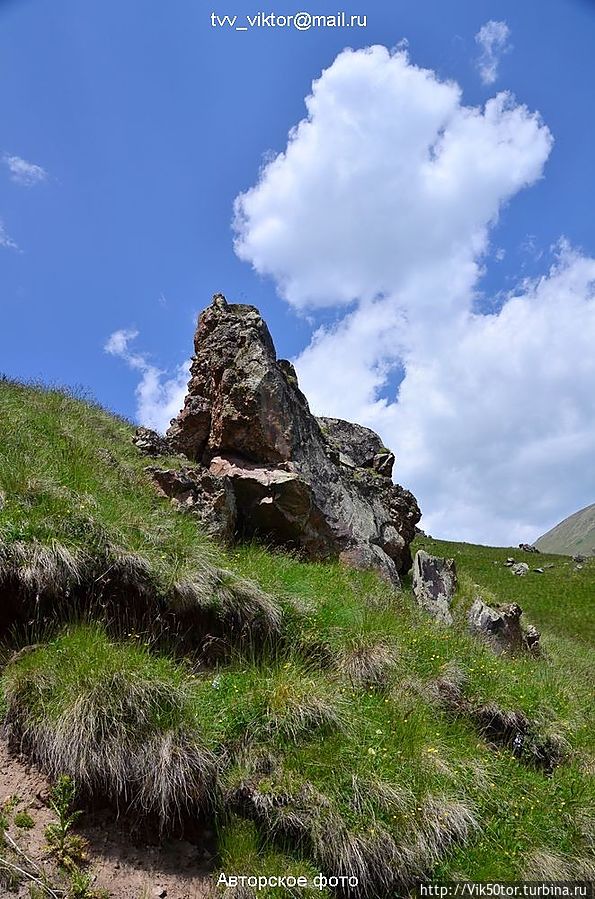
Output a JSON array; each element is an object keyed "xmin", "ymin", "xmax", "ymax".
[
  {"xmin": 164, "ymin": 294, "xmax": 422, "ymax": 585},
  {"xmin": 208, "ymin": 455, "xmax": 335, "ymax": 558}
]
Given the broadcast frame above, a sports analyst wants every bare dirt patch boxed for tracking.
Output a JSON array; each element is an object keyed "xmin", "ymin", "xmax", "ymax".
[{"xmin": 0, "ymin": 740, "xmax": 214, "ymax": 899}]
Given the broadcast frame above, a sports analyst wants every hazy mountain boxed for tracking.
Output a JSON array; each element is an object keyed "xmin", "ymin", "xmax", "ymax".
[{"xmin": 536, "ymin": 502, "xmax": 595, "ymax": 555}]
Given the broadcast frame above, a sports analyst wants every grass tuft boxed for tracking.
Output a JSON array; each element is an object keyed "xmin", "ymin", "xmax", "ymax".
[
  {"xmin": 2, "ymin": 626, "xmax": 220, "ymax": 830},
  {"xmin": 411, "ymin": 795, "xmax": 479, "ymax": 867},
  {"xmin": 523, "ymin": 848, "xmax": 595, "ymax": 880},
  {"xmin": 336, "ymin": 637, "xmax": 398, "ymax": 689}
]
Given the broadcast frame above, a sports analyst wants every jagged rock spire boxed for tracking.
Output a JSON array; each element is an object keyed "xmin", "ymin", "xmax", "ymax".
[{"xmin": 163, "ymin": 297, "xmax": 421, "ymax": 584}]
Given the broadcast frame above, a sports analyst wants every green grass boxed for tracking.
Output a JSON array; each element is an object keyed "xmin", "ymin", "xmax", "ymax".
[
  {"xmin": 0, "ymin": 379, "xmax": 212, "ymax": 586},
  {"xmin": 0, "ymin": 379, "xmax": 286, "ymax": 650},
  {"xmin": 13, "ymin": 810, "xmax": 34, "ymax": 830},
  {"xmin": 0, "ymin": 380, "xmax": 594, "ymax": 893},
  {"xmin": 417, "ymin": 536, "xmax": 595, "ymax": 644},
  {"xmin": 216, "ymin": 815, "xmax": 332, "ymax": 897}
]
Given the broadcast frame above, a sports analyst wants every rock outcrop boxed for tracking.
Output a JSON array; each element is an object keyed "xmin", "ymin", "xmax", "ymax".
[
  {"xmin": 467, "ymin": 598, "xmax": 541, "ymax": 655},
  {"xmin": 132, "ymin": 427, "xmax": 173, "ymax": 457},
  {"xmin": 154, "ymin": 294, "xmax": 421, "ymax": 586},
  {"xmin": 412, "ymin": 551, "xmax": 457, "ymax": 624},
  {"xmin": 147, "ymin": 466, "xmax": 237, "ymax": 542}
]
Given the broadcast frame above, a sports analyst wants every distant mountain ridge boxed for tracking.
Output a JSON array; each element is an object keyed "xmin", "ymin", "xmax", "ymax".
[{"xmin": 535, "ymin": 502, "xmax": 595, "ymax": 556}]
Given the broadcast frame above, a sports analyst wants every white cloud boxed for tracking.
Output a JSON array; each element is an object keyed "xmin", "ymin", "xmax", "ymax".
[
  {"xmin": 234, "ymin": 47, "xmax": 549, "ymax": 315},
  {"xmin": 104, "ymin": 329, "xmax": 189, "ymax": 433},
  {"xmin": 475, "ymin": 20, "xmax": 512, "ymax": 86},
  {"xmin": 104, "ymin": 329, "xmax": 140, "ymax": 358},
  {"xmin": 0, "ymin": 219, "xmax": 18, "ymax": 251},
  {"xmin": 384, "ymin": 249, "xmax": 595, "ymax": 544},
  {"xmin": 233, "ymin": 44, "xmax": 595, "ymax": 545},
  {"xmin": 3, "ymin": 154, "xmax": 48, "ymax": 187}
]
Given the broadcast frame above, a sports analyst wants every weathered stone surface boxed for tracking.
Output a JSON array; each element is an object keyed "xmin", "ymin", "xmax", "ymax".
[
  {"xmin": 167, "ymin": 294, "xmax": 317, "ymax": 465},
  {"xmin": 208, "ymin": 455, "xmax": 334, "ymax": 557},
  {"xmin": 468, "ymin": 598, "xmax": 541, "ymax": 655},
  {"xmin": 147, "ymin": 466, "xmax": 236, "ymax": 543},
  {"xmin": 523, "ymin": 624, "xmax": 541, "ymax": 651},
  {"xmin": 519, "ymin": 543, "xmax": 540, "ymax": 554},
  {"xmin": 511, "ymin": 562, "xmax": 529, "ymax": 577},
  {"xmin": 133, "ymin": 427, "xmax": 173, "ymax": 457},
  {"xmin": 339, "ymin": 544, "xmax": 400, "ymax": 587},
  {"xmin": 164, "ymin": 294, "xmax": 421, "ymax": 584},
  {"xmin": 411, "ymin": 550, "xmax": 457, "ymax": 624},
  {"xmin": 319, "ymin": 417, "xmax": 395, "ymax": 478}
]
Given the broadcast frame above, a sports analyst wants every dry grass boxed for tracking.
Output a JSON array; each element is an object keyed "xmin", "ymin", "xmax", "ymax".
[
  {"xmin": 0, "ymin": 537, "xmax": 88, "ymax": 597},
  {"xmin": 228, "ymin": 773, "xmax": 478, "ymax": 898},
  {"xmin": 349, "ymin": 774, "xmax": 413, "ymax": 818},
  {"xmin": 523, "ymin": 848, "xmax": 595, "ymax": 879},
  {"xmin": 410, "ymin": 795, "xmax": 479, "ymax": 868},
  {"xmin": 336, "ymin": 637, "xmax": 398, "ymax": 690}
]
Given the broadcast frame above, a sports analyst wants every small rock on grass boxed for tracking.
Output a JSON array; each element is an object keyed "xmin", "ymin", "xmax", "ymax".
[{"xmin": 468, "ymin": 597, "xmax": 540, "ymax": 655}]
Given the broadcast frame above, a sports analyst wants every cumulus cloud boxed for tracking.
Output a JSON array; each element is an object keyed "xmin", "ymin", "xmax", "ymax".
[
  {"xmin": 0, "ymin": 219, "xmax": 18, "ymax": 251},
  {"xmin": 381, "ymin": 248, "xmax": 595, "ymax": 544},
  {"xmin": 235, "ymin": 47, "xmax": 549, "ymax": 314},
  {"xmin": 3, "ymin": 154, "xmax": 48, "ymax": 187},
  {"xmin": 475, "ymin": 20, "xmax": 512, "ymax": 86},
  {"xmin": 233, "ymin": 44, "xmax": 595, "ymax": 544},
  {"xmin": 104, "ymin": 329, "xmax": 189, "ymax": 433}
]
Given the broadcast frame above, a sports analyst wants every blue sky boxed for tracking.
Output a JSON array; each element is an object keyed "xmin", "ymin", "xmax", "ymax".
[{"xmin": 2, "ymin": 0, "xmax": 595, "ymax": 544}]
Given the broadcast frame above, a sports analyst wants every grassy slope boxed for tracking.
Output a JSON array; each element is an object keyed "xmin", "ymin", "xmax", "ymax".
[
  {"xmin": 0, "ymin": 378, "xmax": 215, "ymax": 589},
  {"xmin": 536, "ymin": 502, "xmax": 595, "ymax": 557},
  {"xmin": 0, "ymin": 380, "xmax": 594, "ymax": 894},
  {"xmin": 0, "ymin": 379, "xmax": 285, "ymax": 652}
]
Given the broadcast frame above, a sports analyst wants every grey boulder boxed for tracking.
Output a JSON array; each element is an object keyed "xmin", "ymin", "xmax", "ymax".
[
  {"xmin": 412, "ymin": 550, "xmax": 457, "ymax": 624},
  {"xmin": 468, "ymin": 598, "xmax": 541, "ymax": 655}
]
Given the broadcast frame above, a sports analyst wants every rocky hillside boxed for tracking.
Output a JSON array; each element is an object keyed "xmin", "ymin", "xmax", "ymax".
[
  {"xmin": 0, "ymin": 301, "xmax": 594, "ymax": 898},
  {"xmin": 536, "ymin": 502, "xmax": 595, "ymax": 556}
]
